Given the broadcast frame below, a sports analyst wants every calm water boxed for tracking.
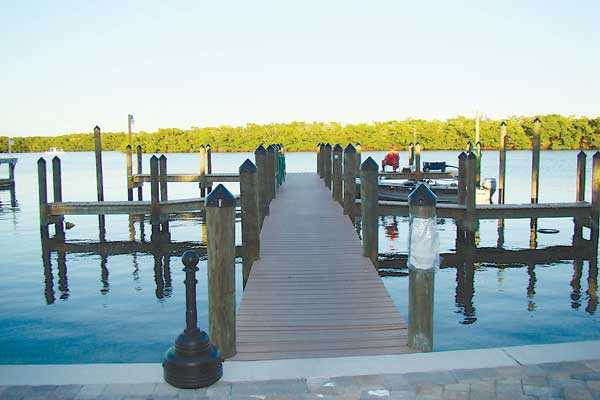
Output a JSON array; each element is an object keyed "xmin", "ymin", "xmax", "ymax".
[{"xmin": 0, "ymin": 150, "xmax": 598, "ymax": 364}]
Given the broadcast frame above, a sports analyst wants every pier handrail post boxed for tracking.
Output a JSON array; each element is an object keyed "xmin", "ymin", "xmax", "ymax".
[
  {"xmin": 324, "ymin": 143, "xmax": 332, "ymax": 189},
  {"xmin": 498, "ymin": 122, "xmax": 507, "ymax": 204},
  {"xmin": 150, "ymin": 155, "xmax": 160, "ymax": 240},
  {"xmin": 592, "ymin": 152, "xmax": 600, "ymax": 248},
  {"xmin": 343, "ymin": 144, "xmax": 358, "ymax": 219},
  {"xmin": 475, "ymin": 141, "xmax": 482, "ymax": 187},
  {"xmin": 162, "ymin": 250, "xmax": 223, "ymax": 388},
  {"xmin": 51, "ymin": 156, "xmax": 65, "ymax": 240},
  {"xmin": 531, "ymin": 118, "xmax": 541, "ymax": 204},
  {"xmin": 199, "ymin": 145, "xmax": 206, "ymax": 197},
  {"xmin": 206, "ymin": 144, "xmax": 213, "ymax": 194},
  {"xmin": 360, "ymin": 157, "xmax": 379, "ymax": 265},
  {"xmin": 407, "ymin": 183, "xmax": 438, "ymax": 352},
  {"xmin": 136, "ymin": 145, "xmax": 143, "ymax": 200},
  {"xmin": 317, "ymin": 143, "xmax": 323, "ymax": 178},
  {"xmin": 126, "ymin": 144, "xmax": 133, "ymax": 201},
  {"xmin": 266, "ymin": 145, "xmax": 277, "ymax": 200},
  {"xmin": 37, "ymin": 158, "xmax": 50, "ymax": 241},
  {"xmin": 332, "ymin": 144, "xmax": 343, "ymax": 204},
  {"xmin": 240, "ymin": 159, "xmax": 260, "ymax": 289},
  {"xmin": 254, "ymin": 145, "xmax": 268, "ymax": 222},
  {"xmin": 206, "ymin": 184, "xmax": 237, "ymax": 359},
  {"xmin": 356, "ymin": 143, "xmax": 362, "ymax": 172},
  {"xmin": 159, "ymin": 155, "xmax": 169, "ymax": 236},
  {"xmin": 414, "ymin": 143, "xmax": 421, "ymax": 173},
  {"xmin": 408, "ymin": 143, "xmax": 414, "ymax": 167},
  {"xmin": 465, "ymin": 152, "xmax": 477, "ymax": 244},
  {"xmin": 574, "ymin": 151, "xmax": 587, "ymax": 244}
]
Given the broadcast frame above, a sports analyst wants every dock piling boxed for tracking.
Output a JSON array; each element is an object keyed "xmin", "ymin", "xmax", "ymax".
[
  {"xmin": 206, "ymin": 144, "xmax": 213, "ymax": 194},
  {"xmin": 574, "ymin": 151, "xmax": 587, "ymax": 243},
  {"xmin": 136, "ymin": 145, "xmax": 143, "ymax": 201},
  {"xmin": 206, "ymin": 184, "xmax": 237, "ymax": 359},
  {"xmin": 360, "ymin": 157, "xmax": 379, "ymax": 265},
  {"xmin": 52, "ymin": 157, "xmax": 64, "ymax": 239},
  {"xmin": 408, "ymin": 143, "xmax": 414, "ymax": 167},
  {"xmin": 414, "ymin": 143, "xmax": 421, "ymax": 173},
  {"xmin": 93, "ymin": 126, "xmax": 104, "ymax": 202},
  {"xmin": 498, "ymin": 122, "xmax": 507, "ymax": 204},
  {"xmin": 126, "ymin": 145, "xmax": 133, "ymax": 201},
  {"xmin": 255, "ymin": 145, "xmax": 268, "ymax": 221},
  {"xmin": 266, "ymin": 145, "xmax": 277, "ymax": 200},
  {"xmin": 465, "ymin": 152, "xmax": 477, "ymax": 241},
  {"xmin": 324, "ymin": 143, "xmax": 332, "ymax": 189},
  {"xmin": 592, "ymin": 152, "xmax": 600, "ymax": 248},
  {"xmin": 343, "ymin": 144, "xmax": 358, "ymax": 219},
  {"xmin": 240, "ymin": 159, "xmax": 260, "ymax": 289},
  {"xmin": 37, "ymin": 158, "xmax": 49, "ymax": 241},
  {"xmin": 531, "ymin": 118, "xmax": 541, "ymax": 204},
  {"xmin": 150, "ymin": 156, "xmax": 160, "ymax": 239},
  {"xmin": 407, "ymin": 183, "xmax": 438, "ymax": 353},
  {"xmin": 159, "ymin": 155, "xmax": 169, "ymax": 235},
  {"xmin": 199, "ymin": 145, "xmax": 206, "ymax": 197},
  {"xmin": 317, "ymin": 143, "xmax": 323, "ymax": 178},
  {"xmin": 332, "ymin": 144, "xmax": 343, "ymax": 204}
]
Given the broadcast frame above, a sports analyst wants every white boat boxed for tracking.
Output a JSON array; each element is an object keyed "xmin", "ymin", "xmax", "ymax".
[{"xmin": 44, "ymin": 147, "xmax": 64, "ymax": 156}]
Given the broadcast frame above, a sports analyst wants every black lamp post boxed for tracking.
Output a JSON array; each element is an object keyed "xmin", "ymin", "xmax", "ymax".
[{"xmin": 163, "ymin": 250, "xmax": 223, "ymax": 388}]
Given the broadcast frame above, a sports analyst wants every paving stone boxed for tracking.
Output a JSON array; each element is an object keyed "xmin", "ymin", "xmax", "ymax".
[
  {"xmin": 0, "ymin": 386, "xmax": 30, "ymax": 400},
  {"xmin": 548, "ymin": 376, "xmax": 588, "ymax": 389},
  {"xmin": 583, "ymin": 360, "xmax": 600, "ymax": 372},
  {"xmin": 572, "ymin": 372, "xmax": 600, "ymax": 382},
  {"xmin": 381, "ymin": 374, "xmax": 413, "ymax": 391},
  {"xmin": 231, "ymin": 379, "xmax": 308, "ymax": 397},
  {"xmin": 520, "ymin": 364, "xmax": 548, "ymax": 376},
  {"xmin": 53, "ymin": 385, "xmax": 83, "ymax": 400},
  {"xmin": 25, "ymin": 385, "xmax": 59, "ymax": 400},
  {"xmin": 354, "ymin": 375, "xmax": 386, "ymax": 389},
  {"xmin": 586, "ymin": 381, "xmax": 600, "ymax": 391},
  {"xmin": 416, "ymin": 385, "xmax": 443, "ymax": 397},
  {"xmin": 206, "ymin": 381, "xmax": 231, "ymax": 400},
  {"xmin": 523, "ymin": 384, "xmax": 562, "ymax": 398},
  {"xmin": 75, "ymin": 384, "xmax": 107, "ymax": 400},
  {"xmin": 494, "ymin": 366, "xmax": 526, "ymax": 378},
  {"xmin": 403, "ymin": 372, "xmax": 456, "ymax": 385},
  {"xmin": 468, "ymin": 381, "xmax": 495, "ymax": 400},
  {"xmin": 97, "ymin": 384, "xmax": 133, "ymax": 400},
  {"xmin": 360, "ymin": 388, "xmax": 391, "ymax": 399},
  {"xmin": 562, "ymin": 386, "xmax": 593, "ymax": 400},
  {"xmin": 449, "ymin": 370, "xmax": 482, "ymax": 383},
  {"xmin": 443, "ymin": 384, "xmax": 470, "ymax": 393},
  {"xmin": 495, "ymin": 379, "xmax": 523, "ymax": 399},
  {"xmin": 441, "ymin": 390, "xmax": 468, "ymax": 400},
  {"xmin": 389, "ymin": 390, "xmax": 416, "ymax": 400},
  {"xmin": 522, "ymin": 374, "xmax": 549, "ymax": 386}
]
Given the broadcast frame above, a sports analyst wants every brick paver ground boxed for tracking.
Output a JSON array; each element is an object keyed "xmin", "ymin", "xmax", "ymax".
[{"xmin": 2, "ymin": 359, "xmax": 600, "ymax": 399}]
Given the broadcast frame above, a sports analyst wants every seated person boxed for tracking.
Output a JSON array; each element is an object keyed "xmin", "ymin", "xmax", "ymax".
[{"xmin": 381, "ymin": 147, "xmax": 400, "ymax": 171}]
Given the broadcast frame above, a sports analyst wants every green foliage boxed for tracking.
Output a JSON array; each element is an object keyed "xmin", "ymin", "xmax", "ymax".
[{"xmin": 1, "ymin": 114, "xmax": 598, "ymax": 153}]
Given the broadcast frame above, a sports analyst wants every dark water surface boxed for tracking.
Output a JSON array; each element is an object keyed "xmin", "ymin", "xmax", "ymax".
[{"xmin": 0, "ymin": 150, "xmax": 598, "ymax": 363}]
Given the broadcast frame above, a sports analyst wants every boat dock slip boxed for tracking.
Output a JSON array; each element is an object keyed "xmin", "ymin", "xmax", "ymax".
[{"xmin": 234, "ymin": 173, "xmax": 411, "ymax": 361}]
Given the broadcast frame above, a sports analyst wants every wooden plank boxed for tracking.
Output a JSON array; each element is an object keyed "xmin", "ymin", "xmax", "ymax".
[
  {"xmin": 132, "ymin": 173, "xmax": 239, "ymax": 183},
  {"xmin": 236, "ymin": 172, "xmax": 411, "ymax": 361},
  {"xmin": 378, "ymin": 171, "xmax": 453, "ymax": 180},
  {"xmin": 476, "ymin": 202, "xmax": 591, "ymax": 219}
]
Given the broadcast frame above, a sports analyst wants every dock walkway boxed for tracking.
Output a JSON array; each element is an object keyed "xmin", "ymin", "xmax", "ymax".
[{"xmin": 234, "ymin": 173, "xmax": 411, "ymax": 361}]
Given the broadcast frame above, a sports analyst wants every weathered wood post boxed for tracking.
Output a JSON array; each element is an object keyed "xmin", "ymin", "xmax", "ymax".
[
  {"xmin": 52, "ymin": 156, "xmax": 65, "ymax": 240},
  {"xmin": 159, "ymin": 155, "xmax": 169, "ymax": 235},
  {"xmin": 498, "ymin": 121, "xmax": 507, "ymax": 204},
  {"xmin": 254, "ymin": 145, "xmax": 268, "ymax": 222},
  {"xmin": 356, "ymin": 143, "xmax": 362, "ymax": 172},
  {"xmin": 456, "ymin": 152, "xmax": 467, "ymax": 244},
  {"xmin": 266, "ymin": 145, "xmax": 277, "ymax": 200},
  {"xmin": 361, "ymin": 157, "xmax": 379, "ymax": 265},
  {"xmin": 574, "ymin": 151, "xmax": 587, "ymax": 243},
  {"xmin": 465, "ymin": 152, "xmax": 477, "ymax": 244},
  {"xmin": 239, "ymin": 159, "xmax": 260, "ymax": 289},
  {"xmin": 414, "ymin": 143, "xmax": 421, "ymax": 173},
  {"xmin": 531, "ymin": 118, "xmax": 541, "ymax": 204},
  {"xmin": 206, "ymin": 144, "xmax": 213, "ymax": 194},
  {"xmin": 136, "ymin": 145, "xmax": 143, "ymax": 201},
  {"xmin": 408, "ymin": 143, "xmax": 414, "ymax": 167},
  {"xmin": 592, "ymin": 152, "xmax": 600, "ymax": 248},
  {"xmin": 205, "ymin": 184, "xmax": 236, "ymax": 359},
  {"xmin": 126, "ymin": 144, "xmax": 134, "ymax": 201},
  {"xmin": 37, "ymin": 158, "xmax": 50, "ymax": 241},
  {"xmin": 94, "ymin": 126, "xmax": 104, "ymax": 202},
  {"xmin": 343, "ymin": 144, "xmax": 358, "ymax": 219},
  {"xmin": 9, "ymin": 160, "xmax": 16, "ymax": 207},
  {"xmin": 407, "ymin": 183, "xmax": 438, "ymax": 352},
  {"xmin": 199, "ymin": 145, "xmax": 207, "ymax": 197},
  {"xmin": 332, "ymin": 144, "xmax": 343, "ymax": 204},
  {"xmin": 324, "ymin": 143, "xmax": 332, "ymax": 189},
  {"xmin": 150, "ymin": 155, "xmax": 160, "ymax": 240},
  {"xmin": 317, "ymin": 143, "xmax": 323, "ymax": 178},
  {"xmin": 475, "ymin": 141, "xmax": 481, "ymax": 187}
]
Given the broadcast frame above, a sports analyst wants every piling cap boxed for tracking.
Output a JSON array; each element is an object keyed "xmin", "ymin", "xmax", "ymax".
[
  {"xmin": 267, "ymin": 145, "xmax": 276, "ymax": 153},
  {"xmin": 458, "ymin": 152, "xmax": 467, "ymax": 161},
  {"xmin": 239, "ymin": 159, "xmax": 257, "ymax": 173},
  {"xmin": 408, "ymin": 183, "xmax": 437, "ymax": 207},
  {"xmin": 333, "ymin": 144, "xmax": 343, "ymax": 152},
  {"xmin": 52, "ymin": 156, "xmax": 61, "ymax": 163},
  {"xmin": 150, "ymin": 155, "xmax": 158, "ymax": 162},
  {"xmin": 37, "ymin": 157, "xmax": 46, "ymax": 166},
  {"xmin": 344, "ymin": 143, "xmax": 356, "ymax": 153},
  {"xmin": 255, "ymin": 144, "xmax": 266, "ymax": 154},
  {"xmin": 500, "ymin": 120, "xmax": 507, "ymax": 127},
  {"xmin": 324, "ymin": 143, "xmax": 332, "ymax": 149},
  {"xmin": 360, "ymin": 157, "xmax": 378, "ymax": 171},
  {"xmin": 159, "ymin": 154, "xmax": 167, "ymax": 161},
  {"xmin": 94, "ymin": 126, "xmax": 101, "ymax": 133},
  {"xmin": 205, "ymin": 184, "xmax": 236, "ymax": 207},
  {"xmin": 182, "ymin": 250, "xmax": 200, "ymax": 269},
  {"xmin": 467, "ymin": 152, "xmax": 477, "ymax": 160}
]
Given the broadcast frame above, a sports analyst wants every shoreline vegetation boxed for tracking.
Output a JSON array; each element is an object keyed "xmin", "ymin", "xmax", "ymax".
[{"xmin": 1, "ymin": 114, "xmax": 599, "ymax": 153}]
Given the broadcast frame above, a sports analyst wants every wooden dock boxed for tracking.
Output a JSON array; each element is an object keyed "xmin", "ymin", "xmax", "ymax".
[{"xmin": 234, "ymin": 172, "xmax": 411, "ymax": 361}]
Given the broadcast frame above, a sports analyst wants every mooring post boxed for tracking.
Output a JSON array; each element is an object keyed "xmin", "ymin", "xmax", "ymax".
[
  {"xmin": 206, "ymin": 144, "xmax": 213, "ymax": 194},
  {"xmin": 361, "ymin": 157, "xmax": 379, "ymax": 265},
  {"xmin": 199, "ymin": 145, "xmax": 206, "ymax": 197},
  {"xmin": 343, "ymin": 144, "xmax": 358, "ymax": 219},
  {"xmin": 498, "ymin": 122, "xmax": 507, "ymax": 204},
  {"xmin": 9, "ymin": 160, "xmax": 16, "ymax": 189},
  {"xmin": 531, "ymin": 118, "xmax": 541, "ymax": 204},
  {"xmin": 206, "ymin": 184, "xmax": 236, "ymax": 359},
  {"xmin": 456, "ymin": 152, "xmax": 467, "ymax": 243},
  {"xmin": 254, "ymin": 145, "xmax": 268, "ymax": 222},
  {"xmin": 317, "ymin": 143, "xmax": 322, "ymax": 178},
  {"xmin": 240, "ymin": 159, "xmax": 260, "ymax": 289},
  {"xmin": 323, "ymin": 143, "xmax": 332, "ymax": 189},
  {"xmin": 37, "ymin": 158, "xmax": 49, "ymax": 241},
  {"xmin": 136, "ymin": 145, "xmax": 143, "ymax": 201},
  {"xmin": 408, "ymin": 143, "xmax": 414, "ymax": 167},
  {"xmin": 162, "ymin": 251, "xmax": 223, "ymax": 388},
  {"xmin": 592, "ymin": 152, "xmax": 600, "ymax": 248},
  {"xmin": 465, "ymin": 152, "xmax": 477, "ymax": 243},
  {"xmin": 356, "ymin": 143, "xmax": 362, "ymax": 172},
  {"xmin": 414, "ymin": 143, "xmax": 421, "ymax": 173},
  {"xmin": 150, "ymin": 155, "xmax": 160, "ymax": 240},
  {"xmin": 52, "ymin": 156, "xmax": 65, "ymax": 240},
  {"xmin": 159, "ymin": 155, "xmax": 169, "ymax": 236},
  {"xmin": 94, "ymin": 126, "xmax": 104, "ymax": 202},
  {"xmin": 332, "ymin": 144, "xmax": 343, "ymax": 204},
  {"xmin": 126, "ymin": 144, "xmax": 134, "ymax": 201},
  {"xmin": 475, "ymin": 141, "xmax": 481, "ymax": 187},
  {"xmin": 266, "ymin": 145, "xmax": 277, "ymax": 201},
  {"xmin": 574, "ymin": 151, "xmax": 587, "ymax": 244},
  {"xmin": 407, "ymin": 183, "xmax": 438, "ymax": 352}
]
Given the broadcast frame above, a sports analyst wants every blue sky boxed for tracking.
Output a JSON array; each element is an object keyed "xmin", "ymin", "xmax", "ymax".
[{"xmin": 1, "ymin": 1, "xmax": 599, "ymax": 136}]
